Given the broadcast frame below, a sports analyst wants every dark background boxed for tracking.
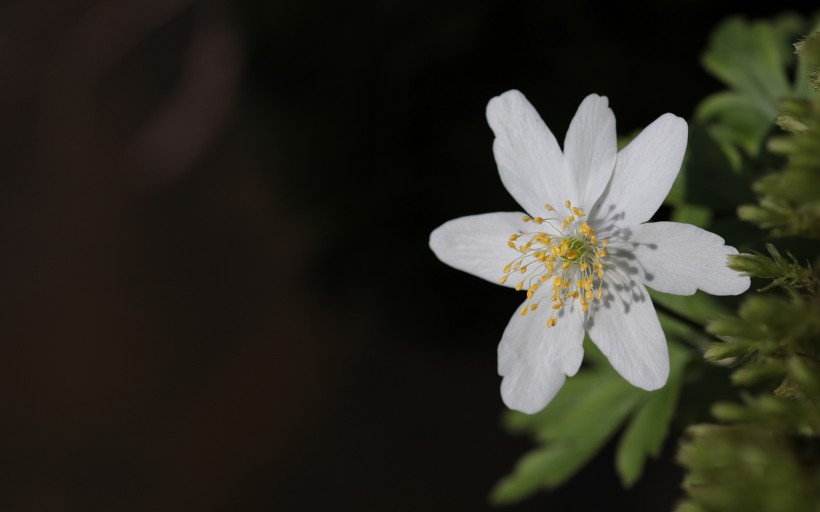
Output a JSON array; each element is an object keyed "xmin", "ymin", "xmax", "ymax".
[{"xmin": 0, "ymin": 1, "xmax": 814, "ymax": 510}]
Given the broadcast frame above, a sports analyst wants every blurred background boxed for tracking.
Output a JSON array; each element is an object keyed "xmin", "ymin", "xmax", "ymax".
[{"xmin": 0, "ymin": 1, "xmax": 815, "ymax": 510}]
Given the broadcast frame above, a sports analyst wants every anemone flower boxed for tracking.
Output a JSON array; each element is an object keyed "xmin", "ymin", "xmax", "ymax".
[{"xmin": 429, "ymin": 90, "xmax": 750, "ymax": 414}]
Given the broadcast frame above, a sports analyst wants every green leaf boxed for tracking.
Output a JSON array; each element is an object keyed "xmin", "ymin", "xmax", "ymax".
[
  {"xmin": 615, "ymin": 341, "xmax": 692, "ymax": 487},
  {"xmin": 702, "ymin": 17, "xmax": 795, "ymax": 120},
  {"xmin": 680, "ymin": 123, "xmax": 756, "ymax": 210},
  {"xmin": 492, "ymin": 367, "xmax": 643, "ymax": 504},
  {"xmin": 695, "ymin": 92, "xmax": 774, "ymax": 158}
]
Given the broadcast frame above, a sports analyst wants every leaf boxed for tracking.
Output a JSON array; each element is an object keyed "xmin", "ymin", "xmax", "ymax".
[
  {"xmin": 701, "ymin": 17, "xmax": 795, "ymax": 120},
  {"xmin": 615, "ymin": 340, "xmax": 692, "ymax": 487},
  {"xmin": 491, "ymin": 372, "xmax": 643, "ymax": 504},
  {"xmin": 695, "ymin": 92, "xmax": 773, "ymax": 158},
  {"xmin": 680, "ymin": 123, "xmax": 756, "ymax": 210}
]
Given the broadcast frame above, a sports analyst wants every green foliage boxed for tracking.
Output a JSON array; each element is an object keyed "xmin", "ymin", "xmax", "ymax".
[
  {"xmin": 677, "ymin": 425, "xmax": 820, "ymax": 512},
  {"xmin": 737, "ymin": 22, "xmax": 820, "ymax": 237},
  {"xmin": 491, "ymin": 337, "xmax": 691, "ymax": 504},
  {"xmin": 695, "ymin": 14, "xmax": 805, "ymax": 169},
  {"xmin": 677, "ymin": 18, "xmax": 820, "ymax": 512},
  {"xmin": 495, "ymin": 15, "xmax": 820, "ymax": 507}
]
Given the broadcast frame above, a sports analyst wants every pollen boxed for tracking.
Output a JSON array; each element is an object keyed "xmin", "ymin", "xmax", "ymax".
[{"xmin": 500, "ymin": 198, "xmax": 609, "ymax": 328}]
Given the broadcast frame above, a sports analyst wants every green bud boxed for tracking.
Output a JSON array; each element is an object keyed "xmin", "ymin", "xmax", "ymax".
[
  {"xmin": 711, "ymin": 402, "xmax": 748, "ymax": 422},
  {"xmin": 704, "ymin": 339, "xmax": 754, "ymax": 361},
  {"xmin": 727, "ymin": 252, "xmax": 781, "ymax": 278},
  {"xmin": 776, "ymin": 112, "xmax": 809, "ymax": 134},
  {"xmin": 731, "ymin": 361, "xmax": 785, "ymax": 386}
]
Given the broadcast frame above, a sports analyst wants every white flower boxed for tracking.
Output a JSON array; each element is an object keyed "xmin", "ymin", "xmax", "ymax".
[{"xmin": 429, "ymin": 90, "xmax": 750, "ymax": 414}]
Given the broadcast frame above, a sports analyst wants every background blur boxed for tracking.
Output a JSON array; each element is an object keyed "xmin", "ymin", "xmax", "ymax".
[{"xmin": 0, "ymin": 1, "xmax": 815, "ymax": 510}]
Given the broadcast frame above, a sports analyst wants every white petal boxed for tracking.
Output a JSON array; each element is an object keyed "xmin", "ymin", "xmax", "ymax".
[
  {"xmin": 590, "ymin": 113, "xmax": 687, "ymax": 231},
  {"xmin": 498, "ymin": 302, "xmax": 584, "ymax": 414},
  {"xmin": 429, "ymin": 211, "xmax": 530, "ymax": 288},
  {"xmin": 616, "ymin": 222, "xmax": 751, "ymax": 296},
  {"xmin": 486, "ymin": 90, "xmax": 575, "ymax": 216},
  {"xmin": 586, "ymin": 272, "xmax": 669, "ymax": 390},
  {"xmin": 564, "ymin": 94, "xmax": 617, "ymax": 209}
]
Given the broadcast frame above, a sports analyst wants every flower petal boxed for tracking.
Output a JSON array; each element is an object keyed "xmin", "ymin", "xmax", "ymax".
[
  {"xmin": 590, "ymin": 113, "xmax": 687, "ymax": 231},
  {"xmin": 429, "ymin": 211, "xmax": 530, "ymax": 288},
  {"xmin": 586, "ymin": 272, "xmax": 669, "ymax": 390},
  {"xmin": 564, "ymin": 94, "xmax": 617, "ymax": 209},
  {"xmin": 498, "ymin": 302, "xmax": 584, "ymax": 414},
  {"xmin": 616, "ymin": 221, "xmax": 751, "ymax": 296},
  {"xmin": 486, "ymin": 90, "xmax": 574, "ymax": 216}
]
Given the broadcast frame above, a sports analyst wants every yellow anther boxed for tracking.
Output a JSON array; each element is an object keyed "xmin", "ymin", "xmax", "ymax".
[
  {"xmin": 566, "ymin": 250, "xmax": 578, "ymax": 260},
  {"xmin": 553, "ymin": 277, "xmax": 562, "ymax": 287},
  {"xmin": 520, "ymin": 266, "xmax": 528, "ymax": 274},
  {"xmin": 507, "ymin": 241, "xmax": 515, "ymax": 249},
  {"xmin": 582, "ymin": 302, "xmax": 589, "ymax": 312},
  {"xmin": 534, "ymin": 217, "xmax": 544, "ymax": 224},
  {"xmin": 580, "ymin": 263, "xmax": 588, "ymax": 271},
  {"xmin": 515, "ymin": 281, "xmax": 524, "ymax": 291},
  {"xmin": 602, "ymin": 239, "xmax": 609, "ymax": 246},
  {"xmin": 513, "ymin": 262, "xmax": 521, "ymax": 271},
  {"xmin": 521, "ymin": 305, "xmax": 529, "ymax": 316},
  {"xmin": 544, "ymin": 204, "xmax": 555, "ymax": 211},
  {"xmin": 552, "ymin": 303, "xmax": 562, "ymax": 310},
  {"xmin": 596, "ymin": 289, "xmax": 603, "ymax": 300},
  {"xmin": 566, "ymin": 216, "xmax": 575, "ymax": 223},
  {"xmin": 547, "ymin": 317, "xmax": 557, "ymax": 328},
  {"xmin": 522, "ymin": 216, "xmax": 531, "ymax": 222},
  {"xmin": 550, "ymin": 246, "xmax": 560, "ymax": 255},
  {"xmin": 565, "ymin": 200, "xmax": 572, "ymax": 209},
  {"xmin": 572, "ymin": 291, "xmax": 579, "ymax": 299},
  {"xmin": 590, "ymin": 236, "xmax": 597, "ymax": 245},
  {"xmin": 597, "ymin": 269, "xmax": 604, "ymax": 278},
  {"xmin": 499, "ymin": 275, "xmax": 509, "ymax": 284},
  {"xmin": 509, "ymin": 234, "xmax": 520, "ymax": 241},
  {"xmin": 540, "ymin": 275, "xmax": 548, "ymax": 282},
  {"xmin": 530, "ymin": 304, "xmax": 539, "ymax": 311},
  {"xmin": 586, "ymin": 289, "xmax": 593, "ymax": 300},
  {"xmin": 527, "ymin": 290, "xmax": 533, "ymax": 299},
  {"xmin": 503, "ymin": 264, "xmax": 512, "ymax": 274},
  {"xmin": 562, "ymin": 280, "xmax": 570, "ymax": 289},
  {"xmin": 562, "ymin": 261, "xmax": 571, "ymax": 269},
  {"xmin": 572, "ymin": 207, "xmax": 585, "ymax": 217}
]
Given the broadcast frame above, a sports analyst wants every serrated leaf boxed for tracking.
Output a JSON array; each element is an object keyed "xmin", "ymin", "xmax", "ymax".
[
  {"xmin": 491, "ymin": 373, "xmax": 643, "ymax": 504},
  {"xmin": 695, "ymin": 92, "xmax": 773, "ymax": 158},
  {"xmin": 680, "ymin": 123, "xmax": 756, "ymax": 209},
  {"xmin": 615, "ymin": 341, "xmax": 691, "ymax": 487},
  {"xmin": 702, "ymin": 17, "xmax": 794, "ymax": 120}
]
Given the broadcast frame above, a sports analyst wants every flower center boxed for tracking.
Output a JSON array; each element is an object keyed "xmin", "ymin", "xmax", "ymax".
[{"xmin": 500, "ymin": 200, "xmax": 608, "ymax": 328}]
